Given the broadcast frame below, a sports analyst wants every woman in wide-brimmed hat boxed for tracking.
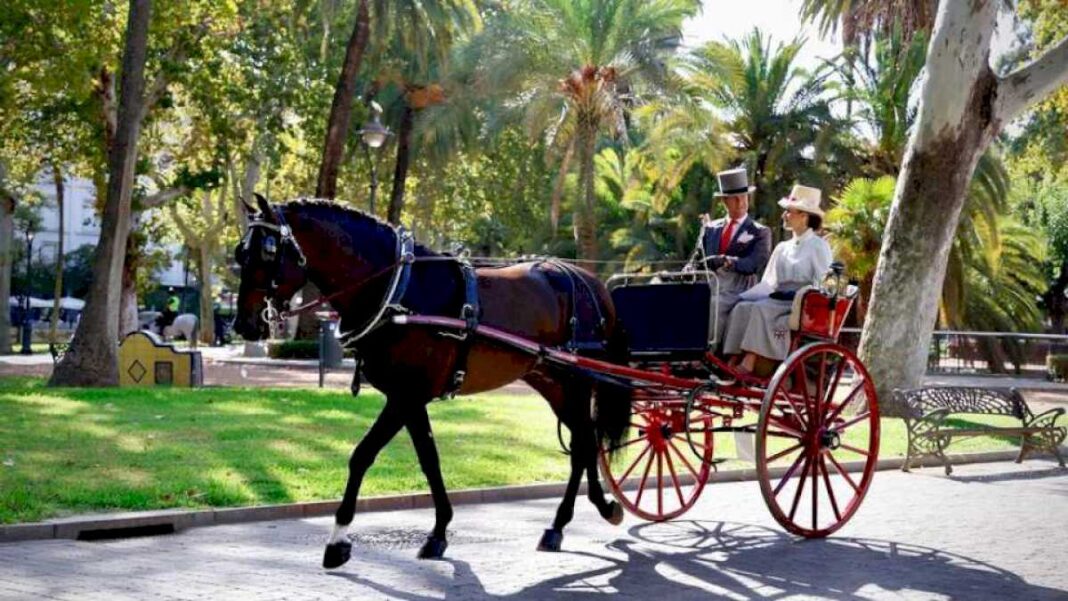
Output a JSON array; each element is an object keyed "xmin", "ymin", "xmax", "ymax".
[{"xmin": 721, "ymin": 184, "xmax": 833, "ymax": 375}]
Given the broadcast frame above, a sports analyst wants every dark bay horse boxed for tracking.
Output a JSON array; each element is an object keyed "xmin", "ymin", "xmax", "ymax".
[{"xmin": 233, "ymin": 195, "xmax": 632, "ymax": 569}]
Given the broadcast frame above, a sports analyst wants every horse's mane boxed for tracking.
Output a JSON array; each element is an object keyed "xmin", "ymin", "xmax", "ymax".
[{"xmin": 279, "ymin": 197, "xmax": 437, "ymax": 256}]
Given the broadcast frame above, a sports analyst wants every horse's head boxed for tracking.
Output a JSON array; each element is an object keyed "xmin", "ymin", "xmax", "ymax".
[{"xmin": 233, "ymin": 194, "xmax": 308, "ymax": 341}]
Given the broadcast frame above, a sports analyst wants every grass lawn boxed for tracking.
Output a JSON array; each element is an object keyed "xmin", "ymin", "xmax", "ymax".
[{"xmin": 0, "ymin": 378, "xmax": 1027, "ymax": 524}]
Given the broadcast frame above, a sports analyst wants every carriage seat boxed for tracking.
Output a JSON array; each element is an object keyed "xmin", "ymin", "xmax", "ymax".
[{"xmin": 787, "ymin": 284, "xmax": 858, "ymax": 342}]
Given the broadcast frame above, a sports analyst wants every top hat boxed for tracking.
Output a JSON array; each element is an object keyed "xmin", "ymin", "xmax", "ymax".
[
  {"xmin": 714, "ymin": 168, "xmax": 756, "ymax": 197},
  {"xmin": 778, "ymin": 184, "xmax": 824, "ymax": 217}
]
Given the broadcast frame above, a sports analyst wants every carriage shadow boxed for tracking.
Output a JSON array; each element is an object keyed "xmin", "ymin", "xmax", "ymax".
[{"xmin": 329, "ymin": 520, "xmax": 1064, "ymax": 600}]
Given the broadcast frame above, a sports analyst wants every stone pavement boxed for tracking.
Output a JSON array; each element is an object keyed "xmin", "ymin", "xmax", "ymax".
[{"xmin": 1, "ymin": 461, "xmax": 1065, "ymax": 600}]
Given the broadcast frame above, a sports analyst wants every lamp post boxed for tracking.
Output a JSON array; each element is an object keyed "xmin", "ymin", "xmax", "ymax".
[
  {"xmin": 19, "ymin": 230, "xmax": 34, "ymax": 355},
  {"xmin": 356, "ymin": 102, "xmax": 391, "ymax": 214}
]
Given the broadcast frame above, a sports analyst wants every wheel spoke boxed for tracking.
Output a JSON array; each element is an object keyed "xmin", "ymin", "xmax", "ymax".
[
  {"xmin": 657, "ymin": 450, "xmax": 664, "ymax": 516},
  {"xmin": 833, "ymin": 411, "xmax": 871, "ymax": 433},
  {"xmin": 811, "ymin": 447, "xmax": 819, "ymax": 530},
  {"xmin": 634, "ymin": 447, "xmax": 656, "ymax": 506},
  {"xmin": 815, "ymin": 352, "xmax": 828, "ymax": 420},
  {"xmin": 766, "ymin": 442, "xmax": 803, "ymax": 464},
  {"xmin": 774, "ymin": 448, "xmax": 808, "ymax": 496},
  {"xmin": 820, "ymin": 456, "xmax": 842, "ymax": 522},
  {"xmin": 826, "ymin": 377, "xmax": 866, "ymax": 424},
  {"xmin": 825, "ymin": 452, "xmax": 859, "ymax": 494},
  {"xmin": 663, "ymin": 444, "xmax": 686, "ymax": 507},
  {"xmin": 778, "ymin": 384, "xmax": 810, "ymax": 429},
  {"xmin": 668, "ymin": 439, "xmax": 700, "ymax": 480},
  {"xmin": 788, "ymin": 452, "xmax": 813, "ymax": 521},
  {"xmin": 838, "ymin": 443, "xmax": 870, "ymax": 457},
  {"xmin": 765, "ymin": 415, "xmax": 805, "ymax": 439},
  {"xmin": 619, "ymin": 444, "xmax": 651, "ymax": 482},
  {"xmin": 822, "ymin": 357, "xmax": 845, "ymax": 423}
]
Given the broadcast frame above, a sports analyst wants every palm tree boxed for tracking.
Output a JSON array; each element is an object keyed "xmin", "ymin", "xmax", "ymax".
[
  {"xmin": 472, "ymin": 0, "xmax": 700, "ymax": 260},
  {"xmin": 800, "ymin": 0, "xmax": 937, "ymax": 48},
  {"xmin": 825, "ymin": 175, "xmax": 895, "ymax": 322},
  {"xmin": 648, "ymin": 29, "xmax": 839, "ymax": 229}
]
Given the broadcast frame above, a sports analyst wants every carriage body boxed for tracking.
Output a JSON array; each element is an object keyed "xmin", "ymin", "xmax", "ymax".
[{"xmin": 595, "ymin": 269, "xmax": 880, "ymax": 537}]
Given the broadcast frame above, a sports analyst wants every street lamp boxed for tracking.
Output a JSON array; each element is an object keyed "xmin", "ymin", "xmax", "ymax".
[
  {"xmin": 356, "ymin": 102, "xmax": 391, "ymax": 214},
  {"xmin": 19, "ymin": 230, "xmax": 34, "ymax": 355}
]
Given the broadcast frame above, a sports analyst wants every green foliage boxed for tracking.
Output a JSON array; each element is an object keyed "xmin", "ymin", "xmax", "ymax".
[{"xmin": 826, "ymin": 176, "xmax": 895, "ymax": 282}]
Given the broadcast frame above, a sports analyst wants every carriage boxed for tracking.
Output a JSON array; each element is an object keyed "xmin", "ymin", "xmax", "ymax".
[
  {"xmin": 235, "ymin": 199, "xmax": 880, "ymax": 567},
  {"xmin": 396, "ymin": 262, "xmax": 880, "ymax": 539}
]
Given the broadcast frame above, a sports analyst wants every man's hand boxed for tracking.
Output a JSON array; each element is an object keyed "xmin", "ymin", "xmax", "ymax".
[
  {"xmin": 706, "ymin": 255, "xmax": 726, "ymax": 270},
  {"xmin": 723, "ymin": 256, "xmax": 736, "ymax": 270}
]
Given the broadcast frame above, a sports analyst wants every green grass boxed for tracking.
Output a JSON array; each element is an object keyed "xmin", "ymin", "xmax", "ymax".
[{"xmin": 0, "ymin": 378, "xmax": 1027, "ymax": 524}]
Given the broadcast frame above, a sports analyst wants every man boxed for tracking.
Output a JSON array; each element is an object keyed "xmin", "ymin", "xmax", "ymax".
[
  {"xmin": 687, "ymin": 167, "xmax": 772, "ymax": 346},
  {"xmin": 157, "ymin": 287, "xmax": 180, "ymax": 332}
]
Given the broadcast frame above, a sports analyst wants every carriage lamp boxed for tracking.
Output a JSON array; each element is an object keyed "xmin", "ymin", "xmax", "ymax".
[{"xmin": 19, "ymin": 230, "xmax": 35, "ymax": 355}]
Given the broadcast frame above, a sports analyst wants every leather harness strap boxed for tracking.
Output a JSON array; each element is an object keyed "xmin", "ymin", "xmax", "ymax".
[{"xmin": 442, "ymin": 258, "xmax": 481, "ymax": 398}]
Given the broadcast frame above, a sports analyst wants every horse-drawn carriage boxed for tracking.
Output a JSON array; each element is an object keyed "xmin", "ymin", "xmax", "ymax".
[{"xmin": 233, "ymin": 197, "xmax": 880, "ymax": 568}]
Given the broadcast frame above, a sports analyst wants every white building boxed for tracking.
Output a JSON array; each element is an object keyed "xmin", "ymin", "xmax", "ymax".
[{"xmin": 31, "ymin": 171, "xmax": 186, "ymax": 287}]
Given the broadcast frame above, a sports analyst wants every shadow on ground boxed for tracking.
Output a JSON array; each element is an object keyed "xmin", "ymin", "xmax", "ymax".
[{"xmin": 330, "ymin": 520, "xmax": 1063, "ymax": 600}]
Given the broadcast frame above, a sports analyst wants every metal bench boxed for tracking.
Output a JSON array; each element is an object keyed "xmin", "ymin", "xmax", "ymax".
[
  {"xmin": 895, "ymin": 387, "xmax": 1066, "ymax": 474},
  {"xmin": 48, "ymin": 342, "xmax": 70, "ymax": 365}
]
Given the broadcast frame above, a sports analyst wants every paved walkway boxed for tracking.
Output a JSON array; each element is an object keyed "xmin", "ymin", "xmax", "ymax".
[{"xmin": 1, "ymin": 461, "xmax": 1065, "ymax": 600}]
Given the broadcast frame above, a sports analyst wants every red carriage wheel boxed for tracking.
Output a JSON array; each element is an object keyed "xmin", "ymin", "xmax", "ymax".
[
  {"xmin": 755, "ymin": 342, "xmax": 880, "ymax": 538},
  {"xmin": 599, "ymin": 398, "xmax": 714, "ymax": 522}
]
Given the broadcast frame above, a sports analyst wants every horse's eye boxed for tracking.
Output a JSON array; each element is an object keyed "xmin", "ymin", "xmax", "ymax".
[{"xmin": 262, "ymin": 235, "xmax": 278, "ymax": 261}]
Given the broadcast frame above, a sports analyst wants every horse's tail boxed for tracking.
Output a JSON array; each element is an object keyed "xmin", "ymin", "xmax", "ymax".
[{"xmin": 593, "ymin": 321, "xmax": 632, "ymax": 458}]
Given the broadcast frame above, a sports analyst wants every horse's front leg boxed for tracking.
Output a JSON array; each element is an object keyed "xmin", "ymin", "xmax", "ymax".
[
  {"xmin": 405, "ymin": 400, "xmax": 453, "ymax": 559},
  {"xmin": 324, "ymin": 401, "xmax": 405, "ymax": 569},
  {"xmin": 538, "ymin": 415, "xmax": 585, "ymax": 552}
]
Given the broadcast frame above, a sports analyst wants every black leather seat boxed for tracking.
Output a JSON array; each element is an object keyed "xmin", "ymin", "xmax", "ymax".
[{"xmin": 611, "ymin": 282, "xmax": 711, "ymax": 358}]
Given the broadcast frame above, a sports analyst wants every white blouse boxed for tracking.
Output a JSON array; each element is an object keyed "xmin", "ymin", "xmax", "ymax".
[{"xmin": 740, "ymin": 229, "xmax": 833, "ymax": 300}]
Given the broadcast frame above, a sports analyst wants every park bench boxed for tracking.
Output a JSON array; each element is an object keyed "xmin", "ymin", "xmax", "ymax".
[
  {"xmin": 48, "ymin": 342, "xmax": 70, "ymax": 365},
  {"xmin": 895, "ymin": 387, "xmax": 1066, "ymax": 475}
]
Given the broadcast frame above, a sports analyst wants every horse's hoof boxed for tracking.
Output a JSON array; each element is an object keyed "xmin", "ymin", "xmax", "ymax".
[
  {"xmin": 417, "ymin": 535, "xmax": 448, "ymax": 560},
  {"xmin": 323, "ymin": 540, "xmax": 352, "ymax": 569},
  {"xmin": 605, "ymin": 501, "xmax": 624, "ymax": 526},
  {"xmin": 537, "ymin": 529, "xmax": 563, "ymax": 552}
]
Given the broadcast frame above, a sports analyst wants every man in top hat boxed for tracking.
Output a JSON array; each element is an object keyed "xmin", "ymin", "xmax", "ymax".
[{"xmin": 686, "ymin": 167, "xmax": 772, "ymax": 346}]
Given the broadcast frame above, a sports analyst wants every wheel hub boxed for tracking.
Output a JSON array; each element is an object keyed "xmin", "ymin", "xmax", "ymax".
[{"xmin": 819, "ymin": 429, "xmax": 841, "ymax": 450}]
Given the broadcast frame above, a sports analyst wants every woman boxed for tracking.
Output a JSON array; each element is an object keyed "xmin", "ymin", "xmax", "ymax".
[{"xmin": 721, "ymin": 184, "xmax": 833, "ymax": 375}]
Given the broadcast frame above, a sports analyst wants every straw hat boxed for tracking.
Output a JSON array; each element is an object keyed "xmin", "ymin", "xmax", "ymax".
[{"xmin": 778, "ymin": 184, "xmax": 824, "ymax": 217}]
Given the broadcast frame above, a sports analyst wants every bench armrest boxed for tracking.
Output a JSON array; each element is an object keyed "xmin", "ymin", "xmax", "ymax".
[{"xmin": 1025, "ymin": 407, "xmax": 1065, "ymax": 429}]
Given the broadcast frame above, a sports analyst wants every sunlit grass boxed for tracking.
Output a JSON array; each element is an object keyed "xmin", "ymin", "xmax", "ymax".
[{"xmin": 0, "ymin": 377, "xmax": 1026, "ymax": 524}]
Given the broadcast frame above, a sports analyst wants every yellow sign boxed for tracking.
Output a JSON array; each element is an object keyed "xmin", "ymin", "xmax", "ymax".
[{"xmin": 118, "ymin": 331, "xmax": 203, "ymax": 387}]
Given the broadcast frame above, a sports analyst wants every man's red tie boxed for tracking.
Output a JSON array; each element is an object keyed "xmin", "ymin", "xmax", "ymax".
[{"xmin": 719, "ymin": 220, "xmax": 736, "ymax": 254}]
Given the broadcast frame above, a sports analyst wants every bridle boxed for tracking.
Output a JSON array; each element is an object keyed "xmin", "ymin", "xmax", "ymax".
[{"xmin": 241, "ymin": 206, "xmax": 416, "ymax": 346}]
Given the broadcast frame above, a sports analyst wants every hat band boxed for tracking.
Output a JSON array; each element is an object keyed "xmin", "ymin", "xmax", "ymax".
[{"xmin": 720, "ymin": 185, "xmax": 750, "ymax": 195}]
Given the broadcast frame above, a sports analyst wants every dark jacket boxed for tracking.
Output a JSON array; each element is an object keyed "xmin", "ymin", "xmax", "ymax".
[{"xmin": 692, "ymin": 215, "xmax": 772, "ymax": 276}]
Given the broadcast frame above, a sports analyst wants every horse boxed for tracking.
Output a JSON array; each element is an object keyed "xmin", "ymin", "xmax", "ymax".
[
  {"xmin": 233, "ymin": 194, "xmax": 632, "ymax": 569},
  {"xmin": 143, "ymin": 312, "xmax": 198, "ymax": 344}
]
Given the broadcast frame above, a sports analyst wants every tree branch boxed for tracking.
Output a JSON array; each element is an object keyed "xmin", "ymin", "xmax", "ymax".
[
  {"xmin": 168, "ymin": 205, "xmax": 199, "ymax": 245},
  {"xmin": 995, "ymin": 34, "xmax": 1068, "ymax": 124},
  {"xmin": 139, "ymin": 185, "xmax": 189, "ymax": 209}
]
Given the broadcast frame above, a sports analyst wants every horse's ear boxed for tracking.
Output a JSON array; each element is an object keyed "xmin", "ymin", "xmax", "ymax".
[
  {"xmin": 240, "ymin": 194, "xmax": 257, "ymax": 216},
  {"xmin": 254, "ymin": 193, "xmax": 275, "ymax": 222}
]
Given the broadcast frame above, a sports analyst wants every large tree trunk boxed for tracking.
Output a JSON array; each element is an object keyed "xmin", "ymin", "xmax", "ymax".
[
  {"xmin": 1046, "ymin": 259, "xmax": 1068, "ymax": 335},
  {"xmin": 50, "ymin": 165, "xmax": 65, "ymax": 343},
  {"xmin": 574, "ymin": 129, "xmax": 598, "ymax": 261},
  {"xmin": 314, "ymin": 0, "xmax": 370, "ymax": 199},
  {"xmin": 386, "ymin": 104, "xmax": 414, "ymax": 225},
  {"xmin": 0, "ymin": 190, "xmax": 14, "ymax": 354},
  {"xmin": 858, "ymin": 0, "xmax": 1068, "ymax": 405},
  {"xmin": 197, "ymin": 245, "xmax": 214, "ymax": 345},
  {"xmin": 50, "ymin": 0, "xmax": 152, "ymax": 386}
]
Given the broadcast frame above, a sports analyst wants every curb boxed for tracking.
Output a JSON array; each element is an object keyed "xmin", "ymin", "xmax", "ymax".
[{"xmin": 1, "ymin": 449, "xmax": 1061, "ymax": 543}]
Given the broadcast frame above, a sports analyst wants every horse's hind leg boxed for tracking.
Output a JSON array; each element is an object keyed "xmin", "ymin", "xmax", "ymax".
[
  {"xmin": 538, "ymin": 418, "xmax": 585, "ymax": 552},
  {"xmin": 582, "ymin": 431, "xmax": 623, "ymax": 525},
  {"xmin": 324, "ymin": 400, "xmax": 405, "ymax": 569},
  {"xmin": 405, "ymin": 400, "xmax": 453, "ymax": 559}
]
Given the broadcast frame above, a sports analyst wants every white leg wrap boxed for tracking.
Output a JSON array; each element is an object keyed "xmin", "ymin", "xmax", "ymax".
[{"xmin": 328, "ymin": 523, "xmax": 349, "ymax": 545}]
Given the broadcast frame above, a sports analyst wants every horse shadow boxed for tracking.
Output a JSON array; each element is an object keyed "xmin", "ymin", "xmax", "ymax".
[{"xmin": 327, "ymin": 520, "xmax": 1065, "ymax": 600}]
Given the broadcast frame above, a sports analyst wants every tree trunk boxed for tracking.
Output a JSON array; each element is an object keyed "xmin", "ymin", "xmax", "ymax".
[
  {"xmin": 858, "ymin": 0, "xmax": 1068, "ymax": 404},
  {"xmin": 50, "ymin": 0, "xmax": 152, "ymax": 386},
  {"xmin": 119, "ymin": 256, "xmax": 139, "ymax": 336},
  {"xmin": 50, "ymin": 165, "xmax": 65, "ymax": 343},
  {"xmin": 197, "ymin": 245, "xmax": 214, "ymax": 345},
  {"xmin": 574, "ymin": 129, "xmax": 598, "ymax": 261},
  {"xmin": 315, "ymin": 0, "xmax": 370, "ymax": 199},
  {"xmin": 0, "ymin": 190, "xmax": 14, "ymax": 354},
  {"xmin": 386, "ymin": 104, "xmax": 414, "ymax": 225},
  {"xmin": 1045, "ymin": 259, "xmax": 1067, "ymax": 335}
]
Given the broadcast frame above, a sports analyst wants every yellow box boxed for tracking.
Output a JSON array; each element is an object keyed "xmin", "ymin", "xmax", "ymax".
[{"xmin": 118, "ymin": 331, "xmax": 203, "ymax": 387}]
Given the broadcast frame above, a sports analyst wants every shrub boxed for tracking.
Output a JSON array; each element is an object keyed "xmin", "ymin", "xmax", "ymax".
[
  {"xmin": 269, "ymin": 340, "xmax": 319, "ymax": 359},
  {"xmin": 1047, "ymin": 354, "xmax": 1068, "ymax": 382}
]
